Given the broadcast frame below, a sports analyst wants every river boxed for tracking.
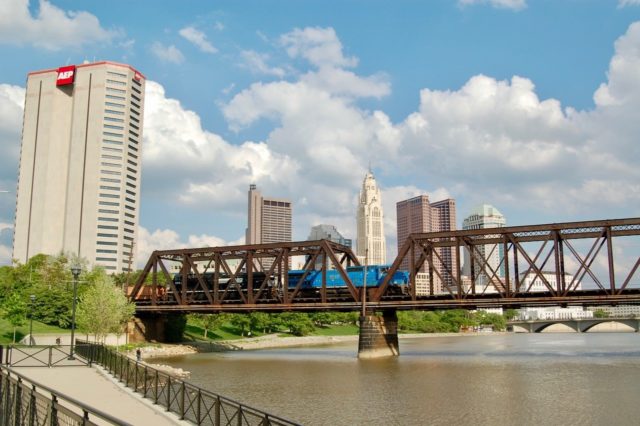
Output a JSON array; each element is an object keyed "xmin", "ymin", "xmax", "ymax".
[{"xmin": 156, "ymin": 333, "xmax": 640, "ymax": 425}]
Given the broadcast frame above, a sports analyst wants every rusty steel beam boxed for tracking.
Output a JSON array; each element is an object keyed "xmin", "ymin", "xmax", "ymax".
[{"xmin": 130, "ymin": 219, "xmax": 640, "ymax": 312}]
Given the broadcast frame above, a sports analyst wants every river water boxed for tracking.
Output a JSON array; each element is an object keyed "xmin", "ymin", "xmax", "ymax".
[{"xmin": 157, "ymin": 333, "xmax": 640, "ymax": 425}]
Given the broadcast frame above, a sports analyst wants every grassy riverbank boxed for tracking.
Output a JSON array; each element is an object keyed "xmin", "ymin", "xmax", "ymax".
[{"xmin": 0, "ymin": 318, "xmax": 67, "ymax": 344}]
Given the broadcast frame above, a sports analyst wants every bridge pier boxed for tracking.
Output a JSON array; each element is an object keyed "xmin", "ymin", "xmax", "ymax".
[
  {"xmin": 358, "ymin": 310, "xmax": 399, "ymax": 359},
  {"xmin": 129, "ymin": 314, "xmax": 187, "ymax": 343}
]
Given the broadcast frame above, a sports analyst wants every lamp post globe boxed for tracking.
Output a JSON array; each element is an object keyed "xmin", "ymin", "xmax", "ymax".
[{"xmin": 69, "ymin": 264, "xmax": 81, "ymax": 360}]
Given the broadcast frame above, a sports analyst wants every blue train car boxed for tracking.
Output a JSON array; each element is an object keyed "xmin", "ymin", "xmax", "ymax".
[{"xmin": 288, "ymin": 265, "xmax": 409, "ymax": 294}]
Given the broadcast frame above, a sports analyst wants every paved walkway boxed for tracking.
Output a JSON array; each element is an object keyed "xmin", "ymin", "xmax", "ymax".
[{"xmin": 12, "ymin": 364, "xmax": 188, "ymax": 425}]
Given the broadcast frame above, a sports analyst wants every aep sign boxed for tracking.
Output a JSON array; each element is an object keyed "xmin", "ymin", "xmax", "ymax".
[{"xmin": 56, "ymin": 65, "xmax": 76, "ymax": 86}]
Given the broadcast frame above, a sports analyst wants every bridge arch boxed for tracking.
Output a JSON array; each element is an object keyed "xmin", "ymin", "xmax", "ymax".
[
  {"xmin": 582, "ymin": 320, "xmax": 637, "ymax": 333},
  {"xmin": 535, "ymin": 323, "xmax": 579, "ymax": 333}
]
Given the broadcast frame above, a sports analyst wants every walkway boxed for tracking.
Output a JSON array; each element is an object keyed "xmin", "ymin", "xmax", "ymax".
[{"xmin": 11, "ymin": 364, "xmax": 188, "ymax": 425}]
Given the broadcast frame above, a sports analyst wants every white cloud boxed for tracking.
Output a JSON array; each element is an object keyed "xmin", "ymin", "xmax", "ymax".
[
  {"xmin": 214, "ymin": 21, "xmax": 225, "ymax": 31},
  {"xmin": 151, "ymin": 42, "xmax": 185, "ymax": 64},
  {"xmin": 179, "ymin": 26, "xmax": 218, "ymax": 53},
  {"xmin": 240, "ymin": 50, "xmax": 286, "ymax": 77},
  {"xmin": 619, "ymin": 0, "xmax": 640, "ymax": 7},
  {"xmin": 136, "ymin": 226, "xmax": 242, "ymax": 267},
  {"xmin": 142, "ymin": 81, "xmax": 298, "ymax": 209},
  {"xmin": 458, "ymin": 0, "xmax": 527, "ymax": 10},
  {"xmin": 2, "ymin": 22, "xmax": 640, "ymax": 267},
  {"xmin": 0, "ymin": 0, "xmax": 117, "ymax": 50},
  {"xmin": 280, "ymin": 27, "xmax": 358, "ymax": 68}
]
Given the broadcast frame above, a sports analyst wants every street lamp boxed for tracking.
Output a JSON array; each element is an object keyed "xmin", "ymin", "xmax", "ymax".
[
  {"xmin": 68, "ymin": 264, "xmax": 81, "ymax": 359},
  {"xmin": 29, "ymin": 295, "xmax": 35, "ymax": 346}
]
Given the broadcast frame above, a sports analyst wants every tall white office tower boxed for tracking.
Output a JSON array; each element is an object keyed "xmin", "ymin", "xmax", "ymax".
[
  {"xmin": 13, "ymin": 62, "xmax": 145, "ymax": 272},
  {"xmin": 462, "ymin": 204, "xmax": 506, "ymax": 285},
  {"xmin": 356, "ymin": 171, "xmax": 386, "ymax": 265}
]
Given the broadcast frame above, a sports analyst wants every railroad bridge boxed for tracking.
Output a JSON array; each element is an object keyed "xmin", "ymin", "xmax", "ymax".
[{"xmin": 129, "ymin": 218, "xmax": 640, "ymax": 357}]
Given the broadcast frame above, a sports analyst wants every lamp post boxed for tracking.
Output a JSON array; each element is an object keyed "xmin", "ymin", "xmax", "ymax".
[
  {"xmin": 29, "ymin": 294, "xmax": 35, "ymax": 346},
  {"xmin": 69, "ymin": 264, "xmax": 81, "ymax": 359}
]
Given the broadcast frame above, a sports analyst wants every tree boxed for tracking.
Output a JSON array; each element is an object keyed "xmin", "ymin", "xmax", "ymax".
[
  {"xmin": 310, "ymin": 312, "xmax": 336, "ymax": 327},
  {"xmin": 2, "ymin": 293, "xmax": 28, "ymax": 343},
  {"xmin": 229, "ymin": 314, "xmax": 251, "ymax": 336},
  {"xmin": 593, "ymin": 309, "xmax": 609, "ymax": 318},
  {"xmin": 503, "ymin": 309, "xmax": 519, "ymax": 321},
  {"xmin": 76, "ymin": 273, "xmax": 135, "ymax": 343},
  {"xmin": 279, "ymin": 312, "xmax": 315, "ymax": 336},
  {"xmin": 192, "ymin": 313, "xmax": 227, "ymax": 338},
  {"xmin": 249, "ymin": 312, "xmax": 271, "ymax": 334}
]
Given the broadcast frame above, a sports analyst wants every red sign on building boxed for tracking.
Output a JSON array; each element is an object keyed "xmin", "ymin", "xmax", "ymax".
[{"xmin": 56, "ymin": 65, "xmax": 76, "ymax": 86}]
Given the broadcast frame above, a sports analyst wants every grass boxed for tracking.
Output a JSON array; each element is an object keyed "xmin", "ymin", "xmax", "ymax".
[
  {"xmin": 184, "ymin": 322, "xmax": 254, "ymax": 341},
  {"xmin": 184, "ymin": 319, "xmax": 359, "ymax": 342},
  {"xmin": 0, "ymin": 318, "xmax": 68, "ymax": 344},
  {"xmin": 310, "ymin": 324, "xmax": 359, "ymax": 336}
]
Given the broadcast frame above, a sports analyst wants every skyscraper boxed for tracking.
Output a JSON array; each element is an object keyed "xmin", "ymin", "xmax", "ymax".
[
  {"xmin": 307, "ymin": 224, "xmax": 352, "ymax": 270},
  {"xmin": 307, "ymin": 224, "xmax": 352, "ymax": 248},
  {"xmin": 13, "ymin": 62, "xmax": 145, "ymax": 273},
  {"xmin": 396, "ymin": 195, "xmax": 456, "ymax": 287},
  {"xmin": 246, "ymin": 184, "xmax": 292, "ymax": 245},
  {"xmin": 356, "ymin": 171, "xmax": 386, "ymax": 265},
  {"xmin": 462, "ymin": 204, "xmax": 506, "ymax": 286}
]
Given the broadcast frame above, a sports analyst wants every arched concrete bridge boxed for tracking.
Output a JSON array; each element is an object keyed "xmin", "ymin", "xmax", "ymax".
[{"xmin": 509, "ymin": 317, "xmax": 640, "ymax": 333}]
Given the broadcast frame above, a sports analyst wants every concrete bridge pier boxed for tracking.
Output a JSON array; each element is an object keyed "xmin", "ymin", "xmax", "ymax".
[
  {"xmin": 129, "ymin": 313, "xmax": 187, "ymax": 343},
  {"xmin": 358, "ymin": 310, "xmax": 399, "ymax": 359}
]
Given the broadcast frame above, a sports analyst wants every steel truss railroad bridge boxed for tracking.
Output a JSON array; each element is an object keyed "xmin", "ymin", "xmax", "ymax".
[{"xmin": 130, "ymin": 218, "xmax": 640, "ymax": 357}]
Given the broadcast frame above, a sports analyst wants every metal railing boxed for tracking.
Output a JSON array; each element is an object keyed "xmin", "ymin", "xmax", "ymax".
[
  {"xmin": 75, "ymin": 340, "xmax": 300, "ymax": 426},
  {"xmin": 0, "ymin": 364, "xmax": 131, "ymax": 426},
  {"xmin": 3, "ymin": 345, "xmax": 88, "ymax": 368}
]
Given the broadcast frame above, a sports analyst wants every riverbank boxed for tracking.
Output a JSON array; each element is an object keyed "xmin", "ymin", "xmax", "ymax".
[{"xmin": 139, "ymin": 331, "xmax": 509, "ymax": 358}]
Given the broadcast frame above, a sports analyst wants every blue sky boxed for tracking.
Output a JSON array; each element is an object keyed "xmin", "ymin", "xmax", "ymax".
[{"xmin": 0, "ymin": 0, "xmax": 639, "ymax": 266}]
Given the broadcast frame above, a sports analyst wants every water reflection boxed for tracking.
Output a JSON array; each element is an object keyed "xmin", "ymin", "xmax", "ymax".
[{"xmin": 158, "ymin": 334, "xmax": 640, "ymax": 425}]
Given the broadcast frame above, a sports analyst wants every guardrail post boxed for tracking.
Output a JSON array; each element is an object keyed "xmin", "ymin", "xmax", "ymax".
[
  {"xmin": 215, "ymin": 396, "xmax": 220, "ymax": 426},
  {"xmin": 143, "ymin": 366, "xmax": 148, "ymax": 397},
  {"xmin": 14, "ymin": 377, "xmax": 22, "ymax": 426},
  {"xmin": 196, "ymin": 389, "xmax": 201, "ymax": 425},
  {"xmin": 134, "ymin": 362, "xmax": 138, "ymax": 391},
  {"xmin": 237, "ymin": 404, "xmax": 242, "ymax": 426},
  {"xmin": 28, "ymin": 385, "xmax": 36, "ymax": 426},
  {"xmin": 166, "ymin": 376, "xmax": 171, "ymax": 411},
  {"xmin": 48, "ymin": 347, "xmax": 52, "ymax": 367},
  {"xmin": 3, "ymin": 374, "xmax": 12, "ymax": 426},
  {"xmin": 180, "ymin": 382, "xmax": 185, "ymax": 419},
  {"xmin": 154, "ymin": 370, "xmax": 159, "ymax": 404},
  {"xmin": 50, "ymin": 394, "xmax": 58, "ymax": 426}
]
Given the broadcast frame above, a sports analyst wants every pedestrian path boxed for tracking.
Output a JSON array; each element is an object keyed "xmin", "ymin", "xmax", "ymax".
[{"xmin": 12, "ymin": 364, "xmax": 188, "ymax": 425}]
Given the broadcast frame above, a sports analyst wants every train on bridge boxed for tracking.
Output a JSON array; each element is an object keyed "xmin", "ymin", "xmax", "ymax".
[{"xmin": 170, "ymin": 265, "xmax": 410, "ymax": 302}]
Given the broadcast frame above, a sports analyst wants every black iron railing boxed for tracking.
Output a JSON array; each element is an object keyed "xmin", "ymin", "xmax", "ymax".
[
  {"xmin": 75, "ymin": 340, "xmax": 300, "ymax": 426},
  {"xmin": 0, "ymin": 364, "xmax": 131, "ymax": 425},
  {"xmin": 3, "ymin": 344, "xmax": 88, "ymax": 367}
]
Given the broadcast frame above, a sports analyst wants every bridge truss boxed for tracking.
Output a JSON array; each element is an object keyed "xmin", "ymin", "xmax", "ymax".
[{"xmin": 131, "ymin": 218, "xmax": 640, "ymax": 313}]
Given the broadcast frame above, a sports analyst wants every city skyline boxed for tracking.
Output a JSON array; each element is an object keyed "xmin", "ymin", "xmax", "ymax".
[{"xmin": 0, "ymin": 1, "xmax": 639, "ymax": 267}]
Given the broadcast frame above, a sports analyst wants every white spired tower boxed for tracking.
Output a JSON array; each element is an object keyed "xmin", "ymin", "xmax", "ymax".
[{"xmin": 356, "ymin": 171, "xmax": 386, "ymax": 265}]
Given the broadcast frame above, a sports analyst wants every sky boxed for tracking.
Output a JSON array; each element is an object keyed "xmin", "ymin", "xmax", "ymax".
[{"xmin": 0, "ymin": 0, "xmax": 639, "ymax": 268}]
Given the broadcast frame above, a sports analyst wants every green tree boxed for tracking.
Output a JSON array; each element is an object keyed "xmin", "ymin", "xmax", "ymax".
[
  {"xmin": 229, "ymin": 314, "xmax": 251, "ymax": 336},
  {"xmin": 192, "ymin": 313, "xmax": 227, "ymax": 338},
  {"xmin": 76, "ymin": 273, "xmax": 135, "ymax": 343},
  {"xmin": 2, "ymin": 293, "xmax": 28, "ymax": 343},
  {"xmin": 310, "ymin": 312, "xmax": 335, "ymax": 327},
  {"xmin": 503, "ymin": 309, "xmax": 519, "ymax": 321},
  {"xmin": 593, "ymin": 309, "xmax": 609, "ymax": 318},
  {"xmin": 280, "ymin": 312, "xmax": 315, "ymax": 336},
  {"xmin": 249, "ymin": 312, "xmax": 271, "ymax": 334}
]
